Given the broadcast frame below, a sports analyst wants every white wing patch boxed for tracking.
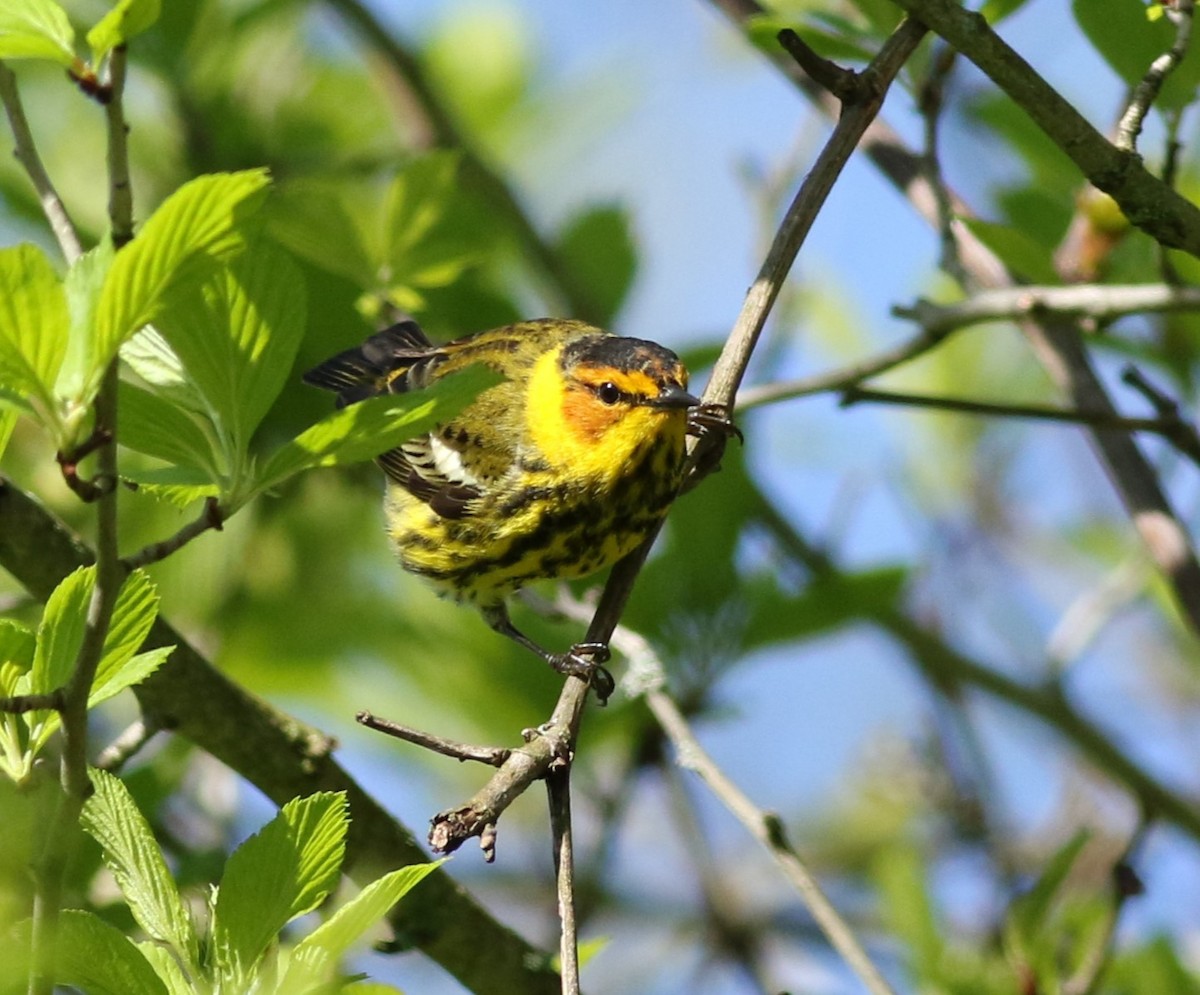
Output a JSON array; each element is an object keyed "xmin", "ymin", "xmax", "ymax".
[
  {"xmin": 401, "ymin": 433, "xmax": 482, "ymax": 491},
  {"xmin": 429, "ymin": 433, "xmax": 480, "ymax": 488}
]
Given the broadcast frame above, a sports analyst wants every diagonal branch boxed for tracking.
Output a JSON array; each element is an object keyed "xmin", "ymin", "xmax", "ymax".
[
  {"xmin": 890, "ymin": 0, "xmax": 1200, "ymax": 257},
  {"xmin": 0, "ymin": 63, "xmax": 83, "ymax": 262}
]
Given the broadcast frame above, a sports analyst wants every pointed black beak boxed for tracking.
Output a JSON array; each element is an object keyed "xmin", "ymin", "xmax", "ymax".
[{"xmin": 647, "ymin": 384, "xmax": 702, "ymax": 410}]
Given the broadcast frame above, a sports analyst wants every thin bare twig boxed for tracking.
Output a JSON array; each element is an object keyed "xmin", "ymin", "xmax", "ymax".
[
  {"xmin": 918, "ymin": 42, "xmax": 966, "ymax": 285},
  {"xmin": 547, "ymin": 765, "xmax": 581, "ymax": 995},
  {"xmin": 1117, "ymin": 0, "xmax": 1196, "ymax": 152},
  {"xmin": 736, "ymin": 322, "xmax": 954, "ymax": 411},
  {"xmin": 703, "ymin": 18, "xmax": 928, "ymax": 408},
  {"xmin": 840, "ymin": 384, "xmax": 1196, "ymax": 437},
  {"xmin": 893, "ymin": 283, "xmax": 1200, "ymax": 334},
  {"xmin": 777, "ymin": 28, "xmax": 861, "ymax": 102},
  {"xmin": 121, "ymin": 497, "xmax": 224, "ymax": 569},
  {"xmin": 356, "ymin": 711, "xmax": 510, "ymax": 766},
  {"xmin": 546, "ymin": 592, "xmax": 897, "ymax": 995},
  {"xmin": 0, "ymin": 63, "xmax": 83, "ymax": 262},
  {"xmin": 649, "ymin": 681, "xmax": 897, "ymax": 995},
  {"xmin": 95, "ymin": 718, "xmax": 158, "ymax": 772}
]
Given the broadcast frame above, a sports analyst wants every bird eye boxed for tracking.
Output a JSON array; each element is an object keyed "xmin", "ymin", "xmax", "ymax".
[{"xmin": 597, "ymin": 382, "xmax": 621, "ymax": 405}]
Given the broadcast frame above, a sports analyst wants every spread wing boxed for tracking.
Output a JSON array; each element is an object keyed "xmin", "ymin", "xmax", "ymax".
[{"xmin": 303, "ymin": 320, "xmax": 487, "ymax": 520}]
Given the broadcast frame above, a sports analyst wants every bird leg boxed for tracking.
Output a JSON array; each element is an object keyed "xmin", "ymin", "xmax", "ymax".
[{"xmin": 483, "ymin": 605, "xmax": 615, "ymax": 703}]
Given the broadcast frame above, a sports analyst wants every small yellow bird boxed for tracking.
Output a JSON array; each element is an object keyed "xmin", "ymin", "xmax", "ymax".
[{"xmin": 304, "ymin": 318, "xmax": 707, "ymax": 691}]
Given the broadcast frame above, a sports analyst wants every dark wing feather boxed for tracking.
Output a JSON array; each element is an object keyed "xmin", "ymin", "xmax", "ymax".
[
  {"xmin": 302, "ymin": 320, "xmax": 439, "ymax": 407},
  {"xmin": 305, "ymin": 320, "xmax": 484, "ymax": 517}
]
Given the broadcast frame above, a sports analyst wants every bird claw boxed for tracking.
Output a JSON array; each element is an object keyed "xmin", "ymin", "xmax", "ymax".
[
  {"xmin": 687, "ymin": 402, "xmax": 742, "ymax": 444},
  {"xmin": 549, "ymin": 642, "xmax": 615, "ymax": 703}
]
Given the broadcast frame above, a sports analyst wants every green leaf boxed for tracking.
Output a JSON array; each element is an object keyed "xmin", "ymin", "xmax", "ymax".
[
  {"xmin": 121, "ymin": 325, "xmax": 208, "ymax": 413},
  {"xmin": 212, "ymin": 792, "xmax": 349, "ymax": 981},
  {"xmin": 60, "ymin": 238, "xmax": 115, "ymax": 400},
  {"xmin": 118, "ymin": 381, "xmax": 220, "ymax": 477},
  {"xmin": 266, "ymin": 182, "xmax": 375, "ymax": 285},
  {"xmin": 0, "ymin": 243, "xmax": 69, "ymax": 429},
  {"xmin": 87, "ymin": 0, "xmax": 161, "ymax": 62},
  {"xmin": 255, "ymin": 364, "xmax": 501, "ymax": 496},
  {"xmin": 281, "ymin": 862, "xmax": 441, "ymax": 991},
  {"xmin": 1007, "ymin": 830, "xmax": 1090, "ymax": 953},
  {"xmin": 96, "ymin": 570, "xmax": 160, "ymax": 683},
  {"xmin": 0, "ymin": 0, "xmax": 76, "ymax": 65},
  {"xmin": 89, "ymin": 645, "xmax": 172, "ymax": 709},
  {"xmin": 874, "ymin": 845, "xmax": 943, "ymax": 975},
  {"xmin": 981, "ymin": 0, "xmax": 1033, "ymax": 24},
  {"xmin": 81, "ymin": 769, "xmax": 200, "ymax": 968},
  {"xmin": 86, "ymin": 571, "xmax": 173, "ymax": 709},
  {"xmin": 0, "ymin": 620, "xmax": 36, "ymax": 696},
  {"xmin": 0, "ymin": 405, "xmax": 15, "ymax": 461},
  {"xmin": 961, "ymin": 218, "xmax": 1061, "ymax": 285},
  {"xmin": 55, "ymin": 910, "xmax": 169, "ymax": 995},
  {"xmin": 32, "ymin": 571, "xmax": 172, "ymax": 750},
  {"xmin": 154, "ymin": 236, "xmax": 307, "ymax": 459},
  {"xmin": 1073, "ymin": 0, "xmax": 1200, "ymax": 111},
  {"xmin": 90, "ymin": 170, "xmax": 272, "ymax": 404},
  {"xmin": 30, "ymin": 566, "xmax": 93, "ymax": 696},
  {"xmin": 136, "ymin": 943, "xmax": 194, "ymax": 995},
  {"xmin": 745, "ymin": 14, "xmax": 878, "ymax": 64},
  {"xmin": 119, "ymin": 464, "xmax": 219, "ymax": 509},
  {"xmin": 556, "ymin": 205, "xmax": 637, "ymax": 326},
  {"xmin": 383, "ymin": 152, "xmax": 461, "ymax": 267}
]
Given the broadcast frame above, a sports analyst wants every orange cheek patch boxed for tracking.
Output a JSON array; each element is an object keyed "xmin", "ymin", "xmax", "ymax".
[{"xmin": 562, "ymin": 388, "xmax": 621, "ymax": 442}]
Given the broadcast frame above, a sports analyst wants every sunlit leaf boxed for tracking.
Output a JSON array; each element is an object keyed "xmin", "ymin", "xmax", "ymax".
[
  {"xmin": 54, "ymin": 910, "xmax": 169, "ymax": 995},
  {"xmin": 32, "ymin": 571, "xmax": 173, "ymax": 749},
  {"xmin": 87, "ymin": 0, "xmax": 161, "ymax": 62},
  {"xmin": 30, "ymin": 566, "xmax": 92, "ymax": 696},
  {"xmin": 154, "ymin": 236, "xmax": 306, "ymax": 458},
  {"xmin": 0, "ymin": 406, "xmax": 16, "ymax": 462},
  {"xmin": 119, "ymin": 464, "xmax": 219, "ymax": 509},
  {"xmin": 211, "ymin": 792, "xmax": 348, "ymax": 982},
  {"xmin": 255, "ymin": 364, "xmax": 500, "ymax": 496},
  {"xmin": 0, "ymin": 243, "xmax": 68, "ymax": 428},
  {"xmin": 136, "ymin": 943, "xmax": 193, "ymax": 995},
  {"xmin": 280, "ymin": 861, "xmax": 442, "ymax": 990},
  {"xmin": 81, "ymin": 769, "xmax": 199, "ymax": 969},
  {"xmin": 90, "ymin": 170, "xmax": 272, "ymax": 405},
  {"xmin": 60, "ymin": 237, "xmax": 114, "ymax": 399},
  {"xmin": 0, "ymin": 620, "xmax": 35, "ymax": 696},
  {"xmin": 0, "ymin": 0, "xmax": 75, "ymax": 65},
  {"xmin": 118, "ymin": 381, "xmax": 220, "ymax": 477}
]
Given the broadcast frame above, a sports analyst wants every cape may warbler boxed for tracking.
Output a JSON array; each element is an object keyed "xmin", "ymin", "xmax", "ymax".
[{"xmin": 305, "ymin": 318, "xmax": 703, "ymax": 689}]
